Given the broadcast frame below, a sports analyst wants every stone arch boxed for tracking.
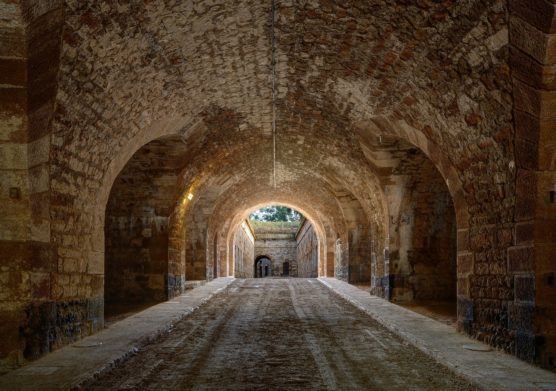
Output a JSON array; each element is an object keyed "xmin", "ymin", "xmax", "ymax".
[
  {"xmin": 202, "ymin": 180, "xmax": 352, "ymax": 279},
  {"xmin": 83, "ymin": 114, "xmax": 198, "ymax": 294},
  {"xmin": 103, "ymin": 135, "xmax": 191, "ymax": 316},
  {"xmin": 365, "ymin": 116, "xmax": 470, "ymax": 228},
  {"xmin": 224, "ymin": 201, "xmax": 330, "ymax": 279},
  {"xmin": 356, "ymin": 116, "xmax": 471, "ymax": 329},
  {"xmin": 254, "ymin": 255, "xmax": 273, "ymax": 278}
]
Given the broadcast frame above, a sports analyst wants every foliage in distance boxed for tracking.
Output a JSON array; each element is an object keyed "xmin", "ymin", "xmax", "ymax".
[{"xmin": 249, "ymin": 205, "xmax": 303, "ymax": 222}]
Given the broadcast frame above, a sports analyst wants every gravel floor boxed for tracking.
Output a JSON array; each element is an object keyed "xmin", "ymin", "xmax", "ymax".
[{"xmin": 84, "ymin": 278, "xmax": 476, "ymax": 391}]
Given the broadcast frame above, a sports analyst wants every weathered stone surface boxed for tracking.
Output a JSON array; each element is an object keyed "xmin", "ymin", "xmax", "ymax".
[
  {"xmin": 511, "ymin": 48, "xmax": 556, "ymax": 90},
  {"xmin": 1, "ymin": 0, "xmax": 555, "ymax": 374},
  {"xmin": 510, "ymin": 15, "xmax": 556, "ymax": 64},
  {"xmin": 510, "ymin": 0, "xmax": 556, "ymax": 34},
  {"xmin": 515, "ymin": 275, "xmax": 536, "ymax": 303},
  {"xmin": 508, "ymin": 246, "xmax": 535, "ymax": 273},
  {"xmin": 296, "ymin": 219, "xmax": 319, "ymax": 278},
  {"xmin": 233, "ymin": 221, "xmax": 255, "ymax": 278}
]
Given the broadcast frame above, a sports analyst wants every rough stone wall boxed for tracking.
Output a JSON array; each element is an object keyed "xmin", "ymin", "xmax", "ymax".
[
  {"xmin": 185, "ymin": 205, "xmax": 207, "ymax": 281},
  {"xmin": 386, "ymin": 148, "xmax": 457, "ymax": 302},
  {"xmin": 0, "ymin": 0, "xmax": 67, "ymax": 373},
  {"xmin": 296, "ymin": 219, "xmax": 318, "ymax": 278},
  {"xmin": 105, "ymin": 212, "xmax": 168, "ymax": 305},
  {"xmin": 104, "ymin": 139, "xmax": 182, "ymax": 307},
  {"xmin": 254, "ymin": 239, "xmax": 297, "ymax": 278},
  {"xmin": 233, "ymin": 222, "xmax": 255, "ymax": 278},
  {"xmin": 3, "ymin": 0, "xmax": 554, "ymax": 373},
  {"xmin": 347, "ymin": 226, "xmax": 372, "ymax": 285}
]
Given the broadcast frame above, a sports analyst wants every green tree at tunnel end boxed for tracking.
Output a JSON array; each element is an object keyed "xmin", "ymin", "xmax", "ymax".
[{"xmin": 250, "ymin": 206, "xmax": 302, "ymax": 222}]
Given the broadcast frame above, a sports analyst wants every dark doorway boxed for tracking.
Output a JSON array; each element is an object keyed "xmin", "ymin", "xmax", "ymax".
[
  {"xmin": 283, "ymin": 261, "xmax": 289, "ymax": 276},
  {"xmin": 255, "ymin": 257, "xmax": 272, "ymax": 278}
]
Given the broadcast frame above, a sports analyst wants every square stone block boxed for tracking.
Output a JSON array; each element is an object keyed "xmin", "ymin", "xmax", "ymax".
[
  {"xmin": 508, "ymin": 245, "xmax": 535, "ymax": 273},
  {"xmin": 515, "ymin": 275, "xmax": 535, "ymax": 303},
  {"xmin": 510, "ymin": 16, "xmax": 556, "ymax": 65},
  {"xmin": 510, "ymin": 0, "xmax": 556, "ymax": 34}
]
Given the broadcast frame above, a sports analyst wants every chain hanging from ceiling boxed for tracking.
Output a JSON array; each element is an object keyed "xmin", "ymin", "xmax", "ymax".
[{"xmin": 271, "ymin": 0, "xmax": 277, "ymax": 189}]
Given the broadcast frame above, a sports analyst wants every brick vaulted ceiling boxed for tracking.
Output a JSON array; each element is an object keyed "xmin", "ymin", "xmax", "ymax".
[{"xmin": 49, "ymin": 0, "xmax": 513, "ymax": 232}]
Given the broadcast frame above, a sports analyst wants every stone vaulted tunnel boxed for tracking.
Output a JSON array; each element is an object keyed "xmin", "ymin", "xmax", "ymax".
[{"xmin": 1, "ymin": 0, "xmax": 556, "ymax": 389}]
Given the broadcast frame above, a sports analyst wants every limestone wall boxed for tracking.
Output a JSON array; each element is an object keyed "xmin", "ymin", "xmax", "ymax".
[
  {"xmin": 385, "ymin": 148, "xmax": 457, "ymax": 302},
  {"xmin": 296, "ymin": 219, "xmax": 318, "ymax": 278},
  {"xmin": 233, "ymin": 222, "xmax": 255, "ymax": 278},
  {"xmin": 1, "ymin": 0, "xmax": 555, "ymax": 373},
  {"xmin": 254, "ymin": 239, "xmax": 297, "ymax": 277}
]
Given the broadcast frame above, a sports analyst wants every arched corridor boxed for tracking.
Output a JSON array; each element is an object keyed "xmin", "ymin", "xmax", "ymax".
[
  {"xmin": 84, "ymin": 279, "xmax": 475, "ymax": 391},
  {"xmin": 1, "ymin": 0, "xmax": 556, "ymax": 388}
]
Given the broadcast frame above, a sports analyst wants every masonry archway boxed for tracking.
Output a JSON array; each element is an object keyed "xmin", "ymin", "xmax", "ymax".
[
  {"xmin": 223, "ymin": 202, "xmax": 329, "ymax": 279},
  {"xmin": 103, "ymin": 135, "xmax": 188, "ymax": 319},
  {"xmin": 375, "ymin": 137, "xmax": 458, "ymax": 324},
  {"xmin": 353, "ymin": 119, "xmax": 470, "ymax": 329},
  {"xmin": 255, "ymin": 256, "xmax": 273, "ymax": 278}
]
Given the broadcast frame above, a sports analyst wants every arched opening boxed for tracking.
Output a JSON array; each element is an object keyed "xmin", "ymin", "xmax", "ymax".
[
  {"xmin": 283, "ymin": 261, "xmax": 290, "ymax": 276},
  {"xmin": 103, "ymin": 136, "xmax": 185, "ymax": 322},
  {"xmin": 357, "ymin": 133, "xmax": 459, "ymax": 326},
  {"xmin": 215, "ymin": 194, "xmax": 341, "ymax": 281},
  {"xmin": 255, "ymin": 256, "xmax": 272, "ymax": 278},
  {"xmin": 390, "ymin": 146, "xmax": 457, "ymax": 325},
  {"xmin": 229, "ymin": 204, "xmax": 322, "ymax": 278}
]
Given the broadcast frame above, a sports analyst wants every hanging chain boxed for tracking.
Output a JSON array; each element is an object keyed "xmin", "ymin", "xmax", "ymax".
[{"xmin": 271, "ymin": 0, "xmax": 277, "ymax": 189}]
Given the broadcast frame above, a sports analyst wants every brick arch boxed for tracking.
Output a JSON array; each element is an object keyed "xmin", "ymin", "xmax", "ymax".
[
  {"xmin": 367, "ymin": 116, "xmax": 470, "ymax": 229},
  {"xmin": 90, "ymin": 113, "xmax": 202, "ymax": 283},
  {"xmin": 3, "ymin": 0, "xmax": 550, "ymax": 372},
  {"xmin": 357, "ymin": 115, "xmax": 471, "ymax": 329},
  {"xmin": 224, "ymin": 201, "xmax": 332, "ymax": 279},
  {"xmin": 254, "ymin": 254, "xmax": 273, "ymax": 277},
  {"xmin": 164, "ymin": 174, "xmax": 345, "ymax": 286},
  {"xmin": 93, "ymin": 113, "xmax": 210, "ymax": 300}
]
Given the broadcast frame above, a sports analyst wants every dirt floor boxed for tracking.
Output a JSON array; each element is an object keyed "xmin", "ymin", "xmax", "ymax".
[{"xmin": 84, "ymin": 278, "xmax": 476, "ymax": 391}]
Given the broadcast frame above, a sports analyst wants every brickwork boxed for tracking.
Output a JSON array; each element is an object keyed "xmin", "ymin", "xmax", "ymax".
[
  {"xmin": 1, "ymin": 0, "xmax": 554, "ymax": 373},
  {"xmin": 383, "ymin": 144, "xmax": 457, "ymax": 302},
  {"xmin": 233, "ymin": 221, "xmax": 255, "ymax": 278},
  {"xmin": 296, "ymin": 219, "xmax": 319, "ymax": 278},
  {"xmin": 104, "ymin": 137, "xmax": 185, "ymax": 308},
  {"xmin": 253, "ymin": 223, "xmax": 298, "ymax": 277}
]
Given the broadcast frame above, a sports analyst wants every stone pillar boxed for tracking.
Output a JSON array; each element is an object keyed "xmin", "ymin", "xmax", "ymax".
[{"xmin": 509, "ymin": 0, "xmax": 556, "ymax": 367}]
